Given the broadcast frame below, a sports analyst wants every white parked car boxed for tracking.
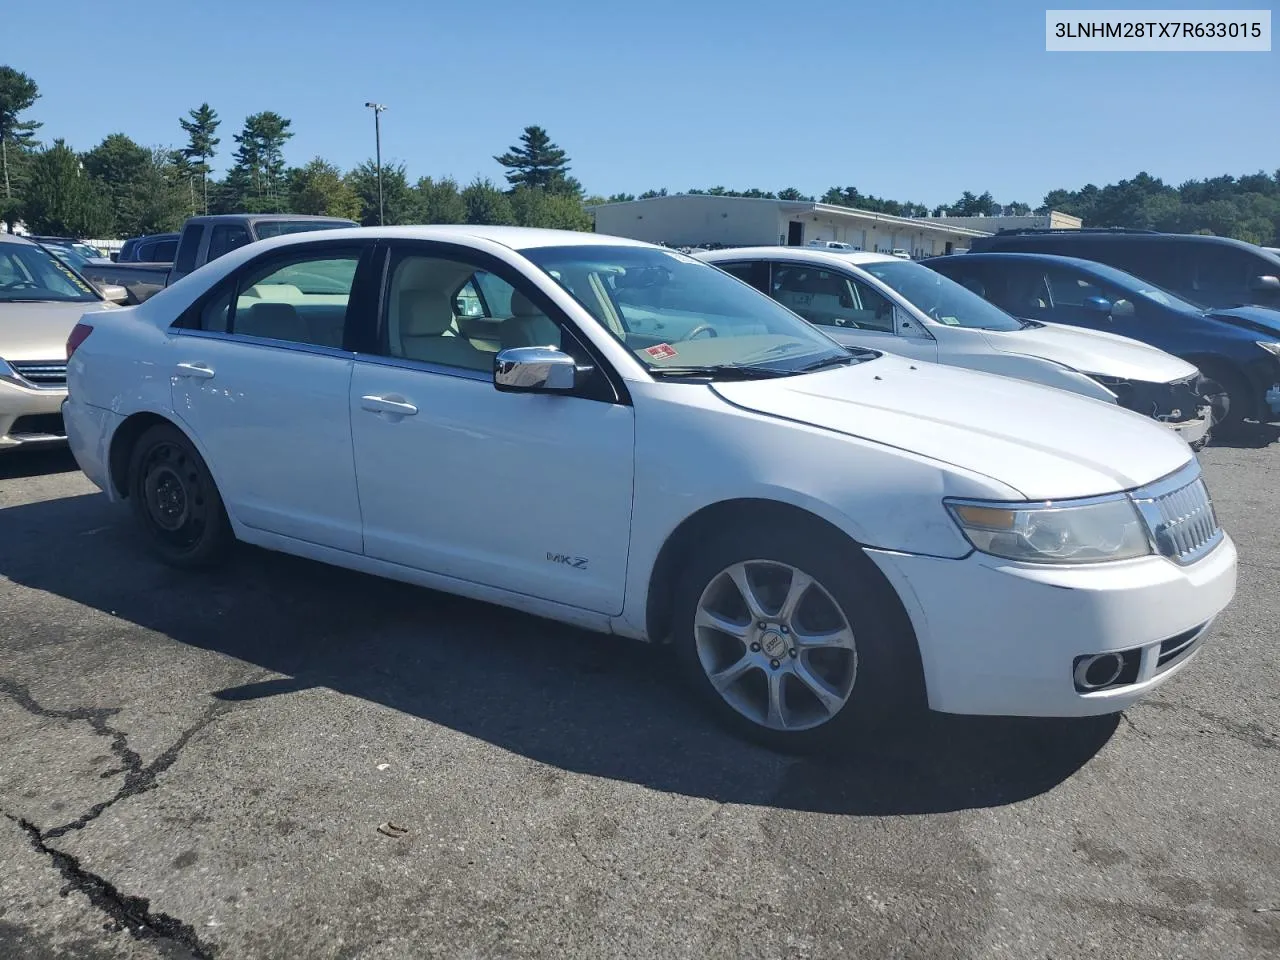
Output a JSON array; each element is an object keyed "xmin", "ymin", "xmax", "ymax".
[
  {"xmin": 696, "ymin": 247, "xmax": 1214, "ymax": 446},
  {"xmin": 63, "ymin": 226, "xmax": 1237, "ymax": 750},
  {"xmin": 0, "ymin": 234, "xmax": 123, "ymax": 451}
]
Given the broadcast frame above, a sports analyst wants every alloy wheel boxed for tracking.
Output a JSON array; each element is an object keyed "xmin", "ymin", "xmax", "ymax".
[{"xmin": 693, "ymin": 560, "xmax": 857, "ymax": 731}]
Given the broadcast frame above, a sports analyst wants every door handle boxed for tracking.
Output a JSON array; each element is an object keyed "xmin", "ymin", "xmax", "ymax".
[
  {"xmin": 361, "ymin": 395, "xmax": 418, "ymax": 417},
  {"xmin": 174, "ymin": 362, "xmax": 215, "ymax": 379}
]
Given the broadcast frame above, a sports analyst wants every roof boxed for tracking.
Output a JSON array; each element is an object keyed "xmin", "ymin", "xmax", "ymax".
[
  {"xmin": 219, "ymin": 224, "xmax": 654, "ymax": 253},
  {"xmin": 588, "ymin": 194, "xmax": 993, "ymax": 238},
  {"xmin": 0, "ymin": 232, "xmax": 36, "ymax": 246},
  {"xmin": 187, "ymin": 214, "xmax": 356, "ymax": 226},
  {"xmin": 698, "ymin": 246, "xmax": 900, "ymax": 267},
  {"xmin": 923, "ymin": 251, "xmax": 1122, "ymax": 270}
]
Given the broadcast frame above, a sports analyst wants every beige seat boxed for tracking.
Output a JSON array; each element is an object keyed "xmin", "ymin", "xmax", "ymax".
[
  {"xmin": 237, "ymin": 301, "xmax": 308, "ymax": 342},
  {"xmin": 398, "ymin": 290, "xmax": 490, "ymax": 370},
  {"xmin": 500, "ymin": 291, "xmax": 561, "ymax": 349}
]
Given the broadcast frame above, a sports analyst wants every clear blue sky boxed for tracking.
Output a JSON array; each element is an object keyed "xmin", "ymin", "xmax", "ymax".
[{"xmin": 8, "ymin": 0, "xmax": 1277, "ymax": 207}]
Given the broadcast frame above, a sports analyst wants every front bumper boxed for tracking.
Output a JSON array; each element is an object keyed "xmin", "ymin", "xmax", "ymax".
[
  {"xmin": 1266, "ymin": 383, "xmax": 1280, "ymax": 418},
  {"xmin": 866, "ymin": 534, "xmax": 1237, "ymax": 717},
  {"xmin": 0, "ymin": 378, "xmax": 68, "ymax": 450}
]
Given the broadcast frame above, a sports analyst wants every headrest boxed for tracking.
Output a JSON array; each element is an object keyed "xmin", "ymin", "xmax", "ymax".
[
  {"xmin": 400, "ymin": 290, "xmax": 454, "ymax": 336},
  {"xmin": 509, "ymin": 290, "xmax": 542, "ymax": 318}
]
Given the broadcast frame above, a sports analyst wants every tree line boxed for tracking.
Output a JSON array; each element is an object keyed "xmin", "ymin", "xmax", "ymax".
[{"xmin": 1, "ymin": 64, "xmax": 1277, "ymax": 246}]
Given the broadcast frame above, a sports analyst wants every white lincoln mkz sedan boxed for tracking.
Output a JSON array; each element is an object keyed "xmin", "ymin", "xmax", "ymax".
[{"xmin": 63, "ymin": 226, "xmax": 1237, "ymax": 750}]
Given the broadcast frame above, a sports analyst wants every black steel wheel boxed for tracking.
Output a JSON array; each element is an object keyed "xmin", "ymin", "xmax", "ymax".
[{"xmin": 128, "ymin": 423, "xmax": 232, "ymax": 567}]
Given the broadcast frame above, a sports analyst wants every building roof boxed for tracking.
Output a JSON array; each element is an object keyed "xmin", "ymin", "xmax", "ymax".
[{"xmin": 588, "ymin": 194, "xmax": 994, "ymax": 238}]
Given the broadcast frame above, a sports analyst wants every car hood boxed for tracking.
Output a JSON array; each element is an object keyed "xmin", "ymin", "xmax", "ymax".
[
  {"xmin": 0, "ymin": 300, "xmax": 114, "ymax": 361},
  {"xmin": 711, "ymin": 355, "xmax": 1193, "ymax": 501},
  {"xmin": 975, "ymin": 321, "xmax": 1198, "ymax": 382},
  {"xmin": 1203, "ymin": 305, "xmax": 1280, "ymax": 339}
]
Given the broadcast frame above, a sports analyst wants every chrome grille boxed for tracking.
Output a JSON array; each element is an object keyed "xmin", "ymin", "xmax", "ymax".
[
  {"xmin": 1132, "ymin": 466, "xmax": 1223, "ymax": 565},
  {"xmin": 10, "ymin": 360, "xmax": 68, "ymax": 387}
]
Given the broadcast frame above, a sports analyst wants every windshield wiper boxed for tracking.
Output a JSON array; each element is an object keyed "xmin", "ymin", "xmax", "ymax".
[
  {"xmin": 797, "ymin": 353, "xmax": 860, "ymax": 372},
  {"xmin": 648, "ymin": 364, "xmax": 789, "ymax": 380}
]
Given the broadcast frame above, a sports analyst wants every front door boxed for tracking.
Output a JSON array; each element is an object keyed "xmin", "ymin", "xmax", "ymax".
[
  {"xmin": 348, "ymin": 243, "xmax": 635, "ymax": 615},
  {"xmin": 167, "ymin": 242, "xmax": 372, "ymax": 552}
]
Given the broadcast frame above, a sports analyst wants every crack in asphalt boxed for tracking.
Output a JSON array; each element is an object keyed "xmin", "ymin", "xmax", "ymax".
[
  {"xmin": 0, "ymin": 677, "xmax": 242, "ymax": 957},
  {"xmin": 0, "ymin": 677, "xmax": 230, "ymax": 838},
  {"xmin": 5, "ymin": 813, "xmax": 216, "ymax": 959}
]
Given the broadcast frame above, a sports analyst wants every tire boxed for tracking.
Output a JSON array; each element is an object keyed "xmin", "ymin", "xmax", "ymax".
[
  {"xmin": 127, "ymin": 423, "xmax": 233, "ymax": 568},
  {"xmin": 670, "ymin": 521, "xmax": 921, "ymax": 753},
  {"xmin": 1198, "ymin": 364, "xmax": 1252, "ymax": 439}
]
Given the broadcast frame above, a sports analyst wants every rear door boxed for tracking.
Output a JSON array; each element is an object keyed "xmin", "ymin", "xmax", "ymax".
[{"xmin": 168, "ymin": 239, "xmax": 375, "ymax": 552}]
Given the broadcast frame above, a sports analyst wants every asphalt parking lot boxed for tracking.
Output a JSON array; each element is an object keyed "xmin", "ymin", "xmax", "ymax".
[{"xmin": 1, "ymin": 432, "xmax": 1278, "ymax": 960}]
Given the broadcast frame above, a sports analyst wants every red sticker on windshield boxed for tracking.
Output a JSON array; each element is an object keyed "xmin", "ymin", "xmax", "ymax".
[{"xmin": 645, "ymin": 343, "xmax": 678, "ymax": 360}]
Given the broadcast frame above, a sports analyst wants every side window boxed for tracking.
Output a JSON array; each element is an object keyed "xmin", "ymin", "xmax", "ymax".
[
  {"xmin": 384, "ymin": 253, "xmax": 561, "ymax": 373},
  {"xmin": 182, "ymin": 248, "xmax": 363, "ymax": 347},
  {"xmin": 173, "ymin": 227, "xmax": 203, "ymax": 274},
  {"xmin": 717, "ymin": 260, "xmax": 769, "ymax": 293},
  {"xmin": 1044, "ymin": 268, "xmax": 1103, "ymax": 306},
  {"xmin": 771, "ymin": 264, "xmax": 894, "ymax": 332},
  {"xmin": 207, "ymin": 224, "xmax": 251, "ymax": 263},
  {"xmin": 151, "ymin": 239, "xmax": 178, "ymax": 262},
  {"xmin": 1191, "ymin": 246, "xmax": 1251, "ymax": 293},
  {"xmin": 845, "ymin": 277, "xmax": 896, "ymax": 332}
]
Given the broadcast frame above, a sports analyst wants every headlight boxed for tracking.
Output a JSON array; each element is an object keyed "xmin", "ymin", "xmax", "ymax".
[
  {"xmin": 1257, "ymin": 341, "xmax": 1280, "ymax": 357},
  {"xmin": 945, "ymin": 496, "xmax": 1152, "ymax": 564}
]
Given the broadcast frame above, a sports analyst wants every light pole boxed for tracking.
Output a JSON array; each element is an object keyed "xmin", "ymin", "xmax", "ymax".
[{"xmin": 364, "ymin": 102, "xmax": 387, "ymax": 225}]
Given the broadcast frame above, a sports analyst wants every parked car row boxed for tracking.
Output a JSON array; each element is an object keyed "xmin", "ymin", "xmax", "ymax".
[
  {"xmin": 696, "ymin": 247, "xmax": 1218, "ymax": 444},
  {"xmin": 51, "ymin": 225, "xmax": 1236, "ymax": 750}
]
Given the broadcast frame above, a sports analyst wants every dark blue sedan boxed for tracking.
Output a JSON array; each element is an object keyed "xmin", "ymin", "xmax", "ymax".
[{"xmin": 922, "ymin": 252, "xmax": 1280, "ymax": 434}]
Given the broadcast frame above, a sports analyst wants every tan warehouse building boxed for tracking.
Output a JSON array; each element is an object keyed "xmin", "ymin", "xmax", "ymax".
[{"xmin": 590, "ymin": 195, "xmax": 994, "ymax": 257}]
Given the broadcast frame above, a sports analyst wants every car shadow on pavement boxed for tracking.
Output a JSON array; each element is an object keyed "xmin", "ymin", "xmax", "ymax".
[
  {"xmin": 1207, "ymin": 422, "xmax": 1280, "ymax": 449},
  {"xmin": 0, "ymin": 448, "xmax": 81, "ymax": 480},
  {"xmin": 0, "ymin": 492, "xmax": 1118, "ymax": 817}
]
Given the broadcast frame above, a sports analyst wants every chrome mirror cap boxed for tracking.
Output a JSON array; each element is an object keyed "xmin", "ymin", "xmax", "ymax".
[{"xmin": 494, "ymin": 346, "xmax": 580, "ymax": 393}]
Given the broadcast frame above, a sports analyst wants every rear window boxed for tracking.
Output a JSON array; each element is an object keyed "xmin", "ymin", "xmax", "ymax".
[{"xmin": 253, "ymin": 220, "xmax": 356, "ymax": 239}]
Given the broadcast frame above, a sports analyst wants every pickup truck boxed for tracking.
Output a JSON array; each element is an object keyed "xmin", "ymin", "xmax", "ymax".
[{"xmin": 80, "ymin": 213, "xmax": 358, "ymax": 304}]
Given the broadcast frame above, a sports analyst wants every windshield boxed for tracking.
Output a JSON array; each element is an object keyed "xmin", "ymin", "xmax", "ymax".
[
  {"xmin": 42, "ymin": 245, "xmax": 91, "ymax": 271},
  {"xmin": 0, "ymin": 242, "xmax": 99, "ymax": 303},
  {"xmin": 521, "ymin": 245, "xmax": 860, "ymax": 375},
  {"xmin": 254, "ymin": 219, "xmax": 357, "ymax": 239},
  {"xmin": 858, "ymin": 259, "xmax": 1023, "ymax": 331}
]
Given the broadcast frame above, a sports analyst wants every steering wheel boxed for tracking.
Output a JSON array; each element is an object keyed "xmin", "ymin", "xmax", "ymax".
[
  {"xmin": 0, "ymin": 280, "xmax": 38, "ymax": 291},
  {"xmin": 682, "ymin": 324, "xmax": 718, "ymax": 340}
]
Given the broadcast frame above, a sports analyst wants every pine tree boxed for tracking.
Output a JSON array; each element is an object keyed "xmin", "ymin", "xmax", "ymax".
[
  {"xmin": 494, "ymin": 126, "xmax": 577, "ymax": 195},
  {"xmin": 178, "ymin": 103, "xmax": 220, "ymax": 214}
]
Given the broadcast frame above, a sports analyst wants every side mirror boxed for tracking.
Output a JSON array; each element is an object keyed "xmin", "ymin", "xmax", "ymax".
[
  {"xmin": 494, "ymin": 346, "xmax": 584, "ymax": 394},
  {"xmin": 1250, "ymin": 274, "xmax": 1280, "ymax": 292},
  {"xmin": 1083, "ymin": 295, "xmax": 1113, "ymax": 314},
  {"xmin": 1110, "ymin": 298, "xmax": 1135, "ymax": 318},
  {"xmin": 99, "ymin": 283, "xmax": 130, "ymax": 305}
]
